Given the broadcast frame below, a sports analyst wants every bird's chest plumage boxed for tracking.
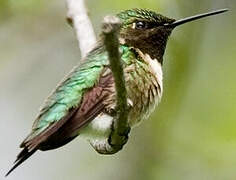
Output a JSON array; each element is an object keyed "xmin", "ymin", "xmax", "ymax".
[
  {"xmin": 125, "ymin": 49, "xmax": 163, "ymax": 126},
  {"xmin": 80, "ymin": 49, "xmax": 163, "ymax": 143}
]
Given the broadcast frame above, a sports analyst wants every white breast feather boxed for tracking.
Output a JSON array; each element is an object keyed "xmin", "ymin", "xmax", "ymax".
[
  {"xmin": 135, "ymin": 49, "xmax": 163, "ymax": 96},
  {"xmin": 80, "ymin": 113, "xmax": 113, "ymax": 139},
  {"xmin": 144, "ymin": 53, "xmax": 163, "ymax": 90}
]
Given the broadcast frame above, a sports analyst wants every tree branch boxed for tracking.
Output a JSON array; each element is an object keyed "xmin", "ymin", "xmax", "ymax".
[
  {"xmin": 66, "ymin": 0, "xmax": 96, "ymax": 58},
  {"xmin": 102, "ymin": 16, "xmax": 130, "ymax": 153},
  {"xmin": 66, "ymin": 1, "xmax": 130, "ymax": 154}
]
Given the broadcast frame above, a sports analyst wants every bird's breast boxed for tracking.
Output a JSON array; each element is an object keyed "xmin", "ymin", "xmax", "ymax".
[{"xmin": 125, "ymin": 50, "xmax": 163, "ymax": 126}]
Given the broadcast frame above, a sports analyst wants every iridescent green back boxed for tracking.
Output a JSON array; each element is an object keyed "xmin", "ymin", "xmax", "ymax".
[{"xmin": 30, "ymin": 46, "xmax": 109, "ymax": 135}]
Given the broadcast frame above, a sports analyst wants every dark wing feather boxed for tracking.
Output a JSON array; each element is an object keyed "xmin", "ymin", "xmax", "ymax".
[
  {"xmin": 5, "ymin": 148, "xmax": 37, "ymax": 177},
  {"xmin": 40, "ymin": 72, "xmax": 114, "ymax": 150},
  {"xmin": 5, "ymin": 108, "xmax": 77, "ymax": 177},
  {"xmin": 6, "ymin": 71, "xmax": 114, "ymax": 176},
  {"xmin": 22, "ymin": 108, "xmax": 78, "ymax": 151},
  {"xmin": 39, "ymin": 85, "xmax": 111, "ymax": 151}
]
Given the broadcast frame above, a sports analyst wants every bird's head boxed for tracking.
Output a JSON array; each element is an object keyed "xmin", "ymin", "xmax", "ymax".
[
  {"xmin": 117, "ymin": 9, "xmax": 174, "ymax": 63},
  {"xmin": 117, "ymin": 8, "xmax": 228, "ymax": 64}
]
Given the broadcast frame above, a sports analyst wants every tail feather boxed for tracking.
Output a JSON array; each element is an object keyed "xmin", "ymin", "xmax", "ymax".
[{"xmin": 5, "ymin": 148, "xmax": 37, "ymax": 177}]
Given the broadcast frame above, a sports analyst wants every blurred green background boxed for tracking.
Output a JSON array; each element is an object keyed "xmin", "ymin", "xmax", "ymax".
[{"xmin": 0, "ymin": 0, "xmax": 235, "ymax": 179}]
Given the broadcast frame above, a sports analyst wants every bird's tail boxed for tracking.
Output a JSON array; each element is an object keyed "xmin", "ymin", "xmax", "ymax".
[{"xmin": 5, "ymin": 148, "xmax": 37, "ymax": 177}]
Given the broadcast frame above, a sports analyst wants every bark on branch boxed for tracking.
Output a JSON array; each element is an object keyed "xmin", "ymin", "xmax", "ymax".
[{"xmin": 66, "ymin": 0, "xmax": 96, "ymax": 58}]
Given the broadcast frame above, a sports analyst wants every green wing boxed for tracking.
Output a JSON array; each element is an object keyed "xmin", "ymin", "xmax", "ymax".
[{"xmin": 27, "ymin": 45, "xmax": 110, "ymax": 140}]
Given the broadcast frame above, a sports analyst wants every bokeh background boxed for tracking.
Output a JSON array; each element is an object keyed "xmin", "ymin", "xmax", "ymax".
[{"xmin": 0, "ymin": 0, "xmax": 235, "ymax": 179}]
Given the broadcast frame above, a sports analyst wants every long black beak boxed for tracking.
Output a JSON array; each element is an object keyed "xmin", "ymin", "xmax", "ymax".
[{"xmin": 164, "ymin": 9, "xmax": 229, "ymax": 28}]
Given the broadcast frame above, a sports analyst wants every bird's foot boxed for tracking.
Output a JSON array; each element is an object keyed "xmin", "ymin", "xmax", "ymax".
[
  {"xmin": 107, "ymin": 125, "xmax": 130, "ymax": 152},
  {"xmin": 89, "ymin": 126, "xmax": 130, "ymax": 155}
]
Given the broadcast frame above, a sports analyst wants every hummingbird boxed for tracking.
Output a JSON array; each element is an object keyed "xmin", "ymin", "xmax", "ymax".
[{"xmin": 6, "ymin": 8, "xmax": 228, "ymax": 176}]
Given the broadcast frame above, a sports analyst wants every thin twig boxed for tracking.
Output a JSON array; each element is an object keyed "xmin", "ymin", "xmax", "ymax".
[
  {"xmin": 66, "ymin": 0, "xmax": 96, "ymax": 58},
  {"xmin": 102, "ymin": 16, "xmax": 130, "ymax": 153}
]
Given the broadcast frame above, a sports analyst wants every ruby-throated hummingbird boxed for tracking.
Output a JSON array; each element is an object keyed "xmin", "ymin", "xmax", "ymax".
[{"xmin": 6, "ymin": 8, "xmax": 228, "ymax": 176}]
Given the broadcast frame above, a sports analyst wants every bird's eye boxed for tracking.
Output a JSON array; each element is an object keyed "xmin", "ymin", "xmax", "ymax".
[{"xmin": 135, "ymin": 21, "xmax": 148, "ymax": 29}]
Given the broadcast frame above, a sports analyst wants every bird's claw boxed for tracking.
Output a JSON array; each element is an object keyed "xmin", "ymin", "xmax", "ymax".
[{"xmin": 107, "ymin": 126, "xmax": 130, "ymax": 152}]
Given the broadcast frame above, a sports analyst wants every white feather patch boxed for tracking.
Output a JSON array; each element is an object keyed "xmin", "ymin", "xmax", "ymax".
[
  {"xmin": 144, "ymin": 53, "xmax": 163, "ymax": 95},
  {"xmin": 80, "ymin": 113, "xmax": 113, "ymax": 139},
  {"xmin": 136, "ymin": 49, "xmax": 163, "ymax": 96}
]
